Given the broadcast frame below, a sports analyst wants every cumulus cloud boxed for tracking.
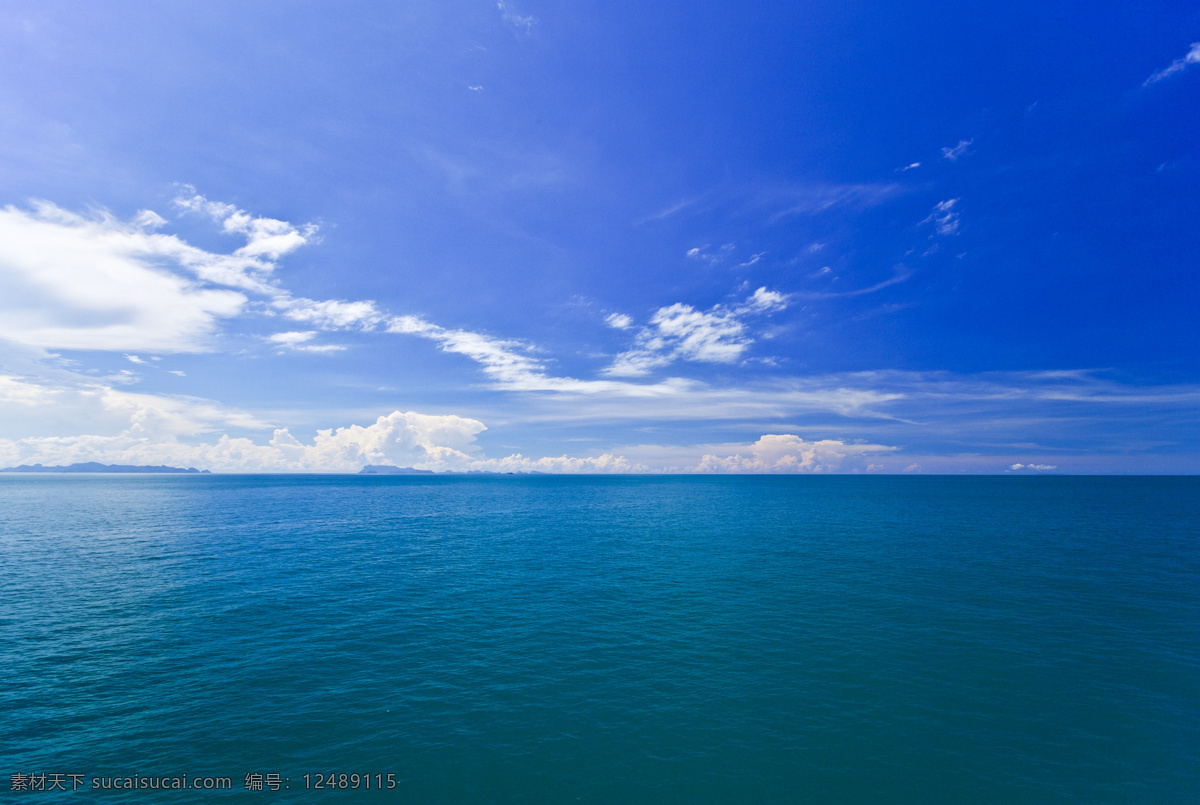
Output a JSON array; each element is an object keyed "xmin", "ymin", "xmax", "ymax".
[
  {"xmin": 923, "ymin": 199, "xmax": 961, "ymax": 236},
  {"xmin": 0, "ymin": 378, "xmax": 646, "ymax": 473},
  {"xmin": 605, "ymin": 288, "xmax": 790, "ymax": 376},
  {"xmin": 941, "ymin": 139, "xmax": 973, "ymax": 161},
  {"xmin": 743, "ymin": 286, "xmax": 788, "ymax": 312},
  {"xmin": 0, "ymin": 410, "xmax": 487, "ymax": 473},
  {"xmin": 1144, "ymin": 42, "xmax": 1200, "ymax": 85},
  {"xmin": 464, "ymin": 452, "xmax": 644, "ymax": 474},
  {"xmin": 1010, "ymin": 463, "xmax": 1057, "ymax": 471},
  {"xmin": 605, "ymin": 313, "xmax": 634, "ymax": 330},
  {"xmin": 694, "ymin": 434, "xmax": 897, "ymax": 473}
]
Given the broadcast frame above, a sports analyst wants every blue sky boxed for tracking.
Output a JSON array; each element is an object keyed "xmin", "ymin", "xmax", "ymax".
[{"xmin": 1, "ymin": 1, "xmax": 1197, "ymax": 473}]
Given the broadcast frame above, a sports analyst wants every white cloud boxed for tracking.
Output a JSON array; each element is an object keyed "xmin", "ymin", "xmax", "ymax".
[
  {"xmin": 686, "ymin": 243, "xmax": 736, "ymax": 264},
  {"xmin": 0, "ymin": 194, "xmax": 402, "ymax": 357},
  {"xmin": 768, "ymin": 183, "xmax": 902, "ymax": 222},
  {"xmin": 898, "ymin": 162, "xmax": 921, "ymax": 172},
  {"xmin": 106, "ymin": 369, "xmax": 139, "ymax": 385},
  {"xmin": 0, "ymin": 202, "xmax": 249, "ymax": 352},
  {"xmin": 125, "ymin": 355, "xmax": 148, "ymax": 365},
  {"xmin": 267, "ymin": 331, "xmax": 345, "ymax": 353},
  {"xmin": 388, "ymin": 314, "xmax": 547, "ymax": 385},
  {"xmin": 797, "ymin": 266, "xmax": 912, "ymax": 300},
  {"xmin": 174, "ymin": 189, "xmax": 317, "ymax": 261},
  {"xmin": 1010, "ymin": 463, "xmax": 1057, "ymax": 471},
  {"xmin": 604, "ymin": 288, "xmax": 789, "ymax": 377},
  {"xmin": 387, "ymin": 314, "xmax": 700, "ymax": 396},
  {"xmin": 0, "ymin": 410, "xmax": 488, "ymax": 473},
  {"xmin": 0, "ymin": 372, "xmax": 268, "ymax": 442},
  {"xmin": 605, "ymin": 313, "xmax": 634, "ymax": 330},
  {"xmin": 735, "ymin": 252, "xmax": 765, "ymax": 268},
  {"xmin": 694, "ymin": 434, "xmax": 897, "ymax": 473},
  {"xmin": 497, "ymin": 1, "xmax": 536, "ymax": 32},
  {"xmin": 1144, "ymin": 42, "xmax": 1200, "ymax": 85},
  {"xmin": 465, "ymin": 452, "xmax": 644, "ymax": 474},
  {"xmin": 941, "ymin": 139, "xmax": 973, "ymax": 161},
  {"xmin": 923, "ymin": 199, "xmax": 961, "ymax": 235},
  {"xmin": 743, "ymin": 286, "xmax": 788, "ymax": 312},
  {"xmin": 275, "ymin": 297, "xmax": 384, "ymax": 330},
  {"xmin": 0, "ymin": 378, "xmax": 647, "ymax": 473}
]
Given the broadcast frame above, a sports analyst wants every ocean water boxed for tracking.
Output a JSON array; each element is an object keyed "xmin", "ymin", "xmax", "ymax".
[{"xmin": 1, "ymin": 475, "xmax": 1197, "ymax": 803}]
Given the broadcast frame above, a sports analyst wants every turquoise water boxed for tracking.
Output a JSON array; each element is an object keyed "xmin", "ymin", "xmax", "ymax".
[{"xmin": 2, "ymin": 475, "xmax": 1197, "ymax": 802}]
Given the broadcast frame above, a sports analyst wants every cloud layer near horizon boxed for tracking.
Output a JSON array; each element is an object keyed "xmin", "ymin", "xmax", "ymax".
[
  {"xmin": 2, "ymin": 194, "xmax": 1196, "ymax": 475},
  {"xmin": 0, "ymin": 390, "xmax": 893, "ymax": 474}
]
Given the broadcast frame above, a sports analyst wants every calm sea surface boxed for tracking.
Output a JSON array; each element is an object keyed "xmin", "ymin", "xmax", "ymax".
[{"xmin": 2, "ymin": 475, "xmax": 1197, "ymax": 803}]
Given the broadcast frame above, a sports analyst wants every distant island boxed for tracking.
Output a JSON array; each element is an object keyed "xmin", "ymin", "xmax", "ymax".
[
  {"xmin": 0, "ymin": 462, "xmax": 210, "ymax": 474},
  {"xmin": 359, "ymin": 465, "xmax": 436, "ymax": 475}
]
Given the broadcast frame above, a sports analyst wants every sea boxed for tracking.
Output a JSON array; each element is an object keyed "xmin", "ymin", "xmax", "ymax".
[{"xmin": 2, "ymin": 474, "xmax": 1197, "ymax": 803}]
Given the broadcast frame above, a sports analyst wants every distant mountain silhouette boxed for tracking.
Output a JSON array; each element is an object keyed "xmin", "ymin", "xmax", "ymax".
[
  {"xmin": 359, "ymin": 465, "xmax": 435, "ymax": 475},
  {"xmin": 0, "ymin": 462, "xmax": 209, "ymax": 474}
]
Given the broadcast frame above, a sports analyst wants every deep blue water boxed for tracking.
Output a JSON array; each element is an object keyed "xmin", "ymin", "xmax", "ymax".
[{"xmin": 2, "ymin": 475, "xmax": 1197, "ymax": 803}]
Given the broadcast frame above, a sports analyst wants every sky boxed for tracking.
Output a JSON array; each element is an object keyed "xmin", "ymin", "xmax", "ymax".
[{"xmin": 0, "ymin": 1, "xmax": 1197, "ymax": 473}]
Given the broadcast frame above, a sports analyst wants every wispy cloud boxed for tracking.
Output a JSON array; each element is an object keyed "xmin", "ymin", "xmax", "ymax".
[
  {"xmin": 636, "ymin": 195, "xmax": 704, "ymax": 224},
  {"xmin": 386, "ymin": 314, "xmax": 694, "ymax": 396},
  {"xmin": 897, "ymin": 162, "xmax": 921, "ymax": 172},
  {"xmin": 496, "ymin": 1, "xmax": 536, "ymax": 33},
  {"xmin": 605, "ymin": 313, "xmax": 634, "ymax": 330},
  {"xmin": 267, "ymin": 331, "xmax": 345, "ymax": 353},
  {"xmin": 1144, "ymin": 42, "xmax": 1200, "ymax": 85},
  {"xmin": 922, "ymin": 198, "xmax": 961, "ymax": 235},
  {"xmin": 941, "ymin": 139, "xmax": 973, "ymax": 161},
  {"xmin": 686, "ymin": 243, "xmax": 735, "ymax": 264},
  {"xmin": 767, "ymin": 182, "xmax": 902, "ymax": 222},
  {"xmin": 735, "ymin": 252, "xmax": 765, "ymax": 269},
  {"xmin": 796, "ymin": 265, "xmax": 912, "ymax": 299}
]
